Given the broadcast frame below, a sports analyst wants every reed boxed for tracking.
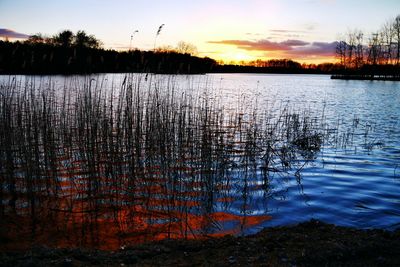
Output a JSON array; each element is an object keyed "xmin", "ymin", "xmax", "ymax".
[{"xmin": 0, "ymin": 74, "xmax": 327, "ymax": 248}]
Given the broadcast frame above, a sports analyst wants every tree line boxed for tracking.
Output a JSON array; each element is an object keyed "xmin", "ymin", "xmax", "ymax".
[
  {"xmin": 26, "ymin": 30, "xmax": 102, "ymax": 49},
  {"xmin": 0, "ymin": 29, "xmax": 369, "ymax": 75},
  {"xmin": 213, "ymin": 59, "xmax": 341, "ymax": 74},
  {"xmin": 0, "ymin": 35, "xmax": 340, "ymax": 75},
  {"xmin": 335, "ymin": 15, "xmax": 400, "ymax": 77},
  {"xmin": 0, "ymin": 30, "xmax": 216, "ymax": 74}
]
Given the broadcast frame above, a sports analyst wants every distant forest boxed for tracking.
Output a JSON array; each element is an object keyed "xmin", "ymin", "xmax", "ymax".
[
  {"xmin": 0, "ymin": 29, "xmax": 344, "ymax": 75},
  {"xmin": 0, "ymin": 30, "xmax": 217, "ymax": 74}
]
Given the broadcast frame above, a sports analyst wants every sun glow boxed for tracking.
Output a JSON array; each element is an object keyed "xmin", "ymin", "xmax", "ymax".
[
  {"xmin": 200, "ymin": 44, "xmax": 261, "ymax": 64},
  {"xmin": 216, "ymin": 52, "xmax": 256, "ymax": 63},
  {"xmin": 199, "ymin": 42, "xmax": 337, "ymax": 65}
]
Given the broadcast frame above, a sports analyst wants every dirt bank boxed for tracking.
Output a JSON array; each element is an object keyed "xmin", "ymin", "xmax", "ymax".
[{"xmin": 1, "ymin": 220, "xmax": 399, "ymax": 266}]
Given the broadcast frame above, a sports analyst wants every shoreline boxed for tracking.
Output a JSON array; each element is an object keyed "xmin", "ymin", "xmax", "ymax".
[
  {"xmin": 331, "ymin": 74, "xmax": 400, "ymax": 81},
  {"xmin": 2, "ymin": 220, "xmax": 399, "ymax": 266}
]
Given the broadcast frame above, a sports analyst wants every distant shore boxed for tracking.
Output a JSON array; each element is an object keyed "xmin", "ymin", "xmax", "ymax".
[
  {"xmin": 331, "ymin": 74, "xmax": 400, "ymax": 81},
  {"xmin": 2, "ymin": 220, "xmax": 399, "ymax": 266}
]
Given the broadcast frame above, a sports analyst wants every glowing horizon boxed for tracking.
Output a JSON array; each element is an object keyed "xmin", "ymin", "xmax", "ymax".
[{"xmin": 1, "ymin": 0, "xmax": 399, "ymax": 64}]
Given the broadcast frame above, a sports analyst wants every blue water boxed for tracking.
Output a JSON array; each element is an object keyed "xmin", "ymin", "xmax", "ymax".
[
  {"xmin": 2, "ymin": 73, "xmax": 400, "ymax": 235},
  {"xmin": 207, "ymin": 73, "xmax": 400, "ymax": 231}
]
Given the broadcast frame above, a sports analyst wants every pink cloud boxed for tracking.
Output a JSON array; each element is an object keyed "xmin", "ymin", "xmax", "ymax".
[
  {"xmin": 284, "ymin": 41, "xmax": 338, "ymax": 57},
  {"xmin": 208, "ymin": 39, "xmax": 309, "ymax": 51},
  {"xmin": 0, "ymin": 28, "xmax": 29, "ymax": 39}
]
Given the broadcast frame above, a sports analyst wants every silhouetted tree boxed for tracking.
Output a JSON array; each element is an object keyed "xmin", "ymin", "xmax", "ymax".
[
  {"xmin": 53, "ymin": 30, "xmax": 74, "ymax": 47},
  {"xmin": 367, "ymin": 33, "xmax": 381, "ymax": 65},
  {"xmin": 25, "ymin": 33, "xmax": 46, "ymax": 44},
  {"xmin": 176, "ymin": 41, "xmax": 198, "ymax": 56},
  {"xmin": 155, "ymin": 45, "xmax": 175, "ymax": 53},
  {"xmin": 74, "ymin": 30, "xmax": 101, "ymax": 49},
  {"xmin": 336, "ymin": 40, "xmax": 347, "ymax": 67},
  {"xmin": 335, "ymin": 14, "xmax": 400, "ymax": 77},
  {"xmin": 380, "ymin": 21, "xmax": 394, "ymax": 64},
  {"xmin": 354, "ymin": 31, "xmax": 364, "ymax": 69},
  {"xmin": 394, "ymin": 15, "xmax": 400, "ymax": 64}
]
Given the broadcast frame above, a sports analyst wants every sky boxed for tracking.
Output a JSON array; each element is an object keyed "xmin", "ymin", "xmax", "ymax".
[{"xmin": 1, "ymin": 0, "xmax": 399, "ymax": 64}]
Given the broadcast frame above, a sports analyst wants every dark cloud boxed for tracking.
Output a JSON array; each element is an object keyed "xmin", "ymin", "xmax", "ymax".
[
  {"xmin": 281, "ymin": 39, "xmax": 309, "ymax": 46},
  {"xmin": 285, "ymin": 41, "xmax": 338, "ymax": 57},
  {"xmin": 208, "ymin": 39, "xmax": 309, "ymax": 51},
  {"xmin": 0, "ymin": 28, "xmax": 29, "ymax": 39},
  {"xmin": 209, "ymin": 37, "xmax": 337, "ymax": 59}
]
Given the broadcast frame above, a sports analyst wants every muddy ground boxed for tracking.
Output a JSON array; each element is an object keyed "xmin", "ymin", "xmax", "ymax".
[{"xmin": 1, "ymin": 220, "xmax": 400, "ymax": 266}]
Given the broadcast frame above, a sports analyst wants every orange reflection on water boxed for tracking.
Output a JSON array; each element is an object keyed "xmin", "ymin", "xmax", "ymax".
[
  {"xmin": 0, "ymin": 159, "xmax": 271, "ymax": 251},
  {"xmin": 1, "ymin": 203, "xmax": 271, "ymax": 250}
]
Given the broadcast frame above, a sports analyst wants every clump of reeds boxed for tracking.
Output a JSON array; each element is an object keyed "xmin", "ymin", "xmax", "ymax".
[{"xmin": 0, "ymin": 74, "xmax": 327, "ymax": 247}]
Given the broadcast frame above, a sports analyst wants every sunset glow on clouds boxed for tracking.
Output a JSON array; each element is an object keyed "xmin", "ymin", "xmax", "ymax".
[
  {"xmin": 207, "ymin": 38, "xmax": 337, "ymax": 63},
  {"xmin": 1, "ymin": 0, "xmax": 399, "ymax": 63}
]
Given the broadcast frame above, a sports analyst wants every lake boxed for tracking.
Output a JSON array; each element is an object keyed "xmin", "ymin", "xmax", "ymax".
[
  {"xmin": 209, "ymin": 73, "xmax": 400, "ymax": 231},
  {"xmin": 1, "ymin": 73, "xmax": 399, "ymax": 249}
]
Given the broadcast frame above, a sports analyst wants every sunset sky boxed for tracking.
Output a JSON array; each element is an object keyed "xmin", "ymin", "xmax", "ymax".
[{"xmin": 1, "ymin": 0, "xmax": 399, "ymax": 63}]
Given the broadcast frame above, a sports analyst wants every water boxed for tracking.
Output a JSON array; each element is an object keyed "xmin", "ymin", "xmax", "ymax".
[
  {"xmin": 1, "ymin": 73, "xmax": 400, "ymax": 249},
  {"xmin": 210, "ymin": 73, "xmax": 400, "ymax": 231}
]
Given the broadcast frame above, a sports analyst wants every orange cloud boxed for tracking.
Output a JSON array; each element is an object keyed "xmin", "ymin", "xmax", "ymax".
[{"xmin": 208, "ymin": 38, "xmax": 337, "ymax": 60}]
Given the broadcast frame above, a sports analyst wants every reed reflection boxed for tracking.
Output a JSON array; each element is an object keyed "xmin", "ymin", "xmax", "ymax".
[{"xmin": 0, "ymin": 74, "xmax": 324, "ymax": 250}]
